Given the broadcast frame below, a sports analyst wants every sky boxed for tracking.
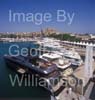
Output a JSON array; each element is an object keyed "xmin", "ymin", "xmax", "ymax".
[{"xmin": 0, "ymin": 0, "xmax": 95, "ymax": 33}]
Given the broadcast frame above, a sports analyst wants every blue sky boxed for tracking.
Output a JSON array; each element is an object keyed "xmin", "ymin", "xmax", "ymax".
[{"xmin": 0, "ymin": 0, "xmax": 95, "ymax": 33}]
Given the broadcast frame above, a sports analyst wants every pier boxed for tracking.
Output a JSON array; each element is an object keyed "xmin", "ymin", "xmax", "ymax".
[
  {"xmin": 50, "ymin": 42, "xmax": 95, "ymax": 100},
  {"xmin": 51, "ymin": 62, "xmax": 95, "ymax": 100}
]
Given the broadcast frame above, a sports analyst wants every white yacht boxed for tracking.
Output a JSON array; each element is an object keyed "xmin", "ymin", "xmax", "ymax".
[
  {"xmin": 36, "ymin": 38, "xmax": 83, "ymax": 66},
  {"xmin": 36, "ymin": 37, "xmax": 62, "ymax": 49},
  {"xmin": 39, "ymin": 53, "xmax": 71, "ymax": 70},
  {"xmin": 63, "ymin": 48, "xmax": 83, "ymax": 66},
  {"xmin": 50, "ymin": 47, "xmax": 83, "ymax": 66}
]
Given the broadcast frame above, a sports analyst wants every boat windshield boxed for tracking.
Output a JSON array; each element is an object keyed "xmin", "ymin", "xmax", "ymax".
[
  {"xmin": 74, "ymin": 59, "xmax": 80, "ymax": 61},
  {"xmin": 42, "ymin": 56, "xmax": 59, "ymax": 63}
]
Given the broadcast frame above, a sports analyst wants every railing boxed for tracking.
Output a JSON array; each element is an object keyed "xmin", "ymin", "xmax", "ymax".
[{"xmin": 62, "ymin": 41, "xmax": 95, "ymax": 47}]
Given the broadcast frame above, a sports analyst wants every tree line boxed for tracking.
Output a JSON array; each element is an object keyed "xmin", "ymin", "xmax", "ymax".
[{"xmin": 48, "ymin": 33, "xmax": 81, "ymax": 42}]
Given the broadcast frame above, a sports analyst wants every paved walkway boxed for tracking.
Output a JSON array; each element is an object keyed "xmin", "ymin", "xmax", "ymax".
[
  {"xmin": 51, "ymin": 87, "xmax": 92, "ymax": 100},
  {"xmin": 51, "ymin": 88, "xmax": 86, "ymax": 100}
]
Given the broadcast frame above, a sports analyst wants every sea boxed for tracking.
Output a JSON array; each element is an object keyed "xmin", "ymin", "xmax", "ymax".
[{"xmin": 0, "ymin": 42, "xmax": 50, "ymax": 99}]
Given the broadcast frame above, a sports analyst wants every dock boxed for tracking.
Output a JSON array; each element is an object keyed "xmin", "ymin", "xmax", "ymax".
[
  {"xmin": 55, "ymin": 88, "xmax": 78, "ymax": 100},
  {"xmin": 73, "ymin": 62, "xmax": 95, "ymax": 87},
  {"xmin": 51, "ymin": 88, "xmax": 87, "ymax": 100},
  {"xmin": 51, "ymin": 59, "xmax": 95, "ymax": 100}
]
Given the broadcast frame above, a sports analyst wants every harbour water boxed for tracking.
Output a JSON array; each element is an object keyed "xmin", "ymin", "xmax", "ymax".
[{"xmin": 0, "ymin": 42, "xmax": 50, "ymax": 99}]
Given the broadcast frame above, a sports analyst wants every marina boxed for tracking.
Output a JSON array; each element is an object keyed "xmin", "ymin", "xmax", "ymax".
[
  {"xmin": 0, "ymin": 37, "xmax": 95, "ymax": 100},
  {"xmin": 0, "ymin": 0, "xmax": 94, "ymax": 99}
]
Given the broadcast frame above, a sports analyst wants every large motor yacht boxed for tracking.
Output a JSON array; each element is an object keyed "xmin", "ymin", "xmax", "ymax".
[{"xmin": 4, "ymin": 54, "xmax": 66, "ymax": 94}]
